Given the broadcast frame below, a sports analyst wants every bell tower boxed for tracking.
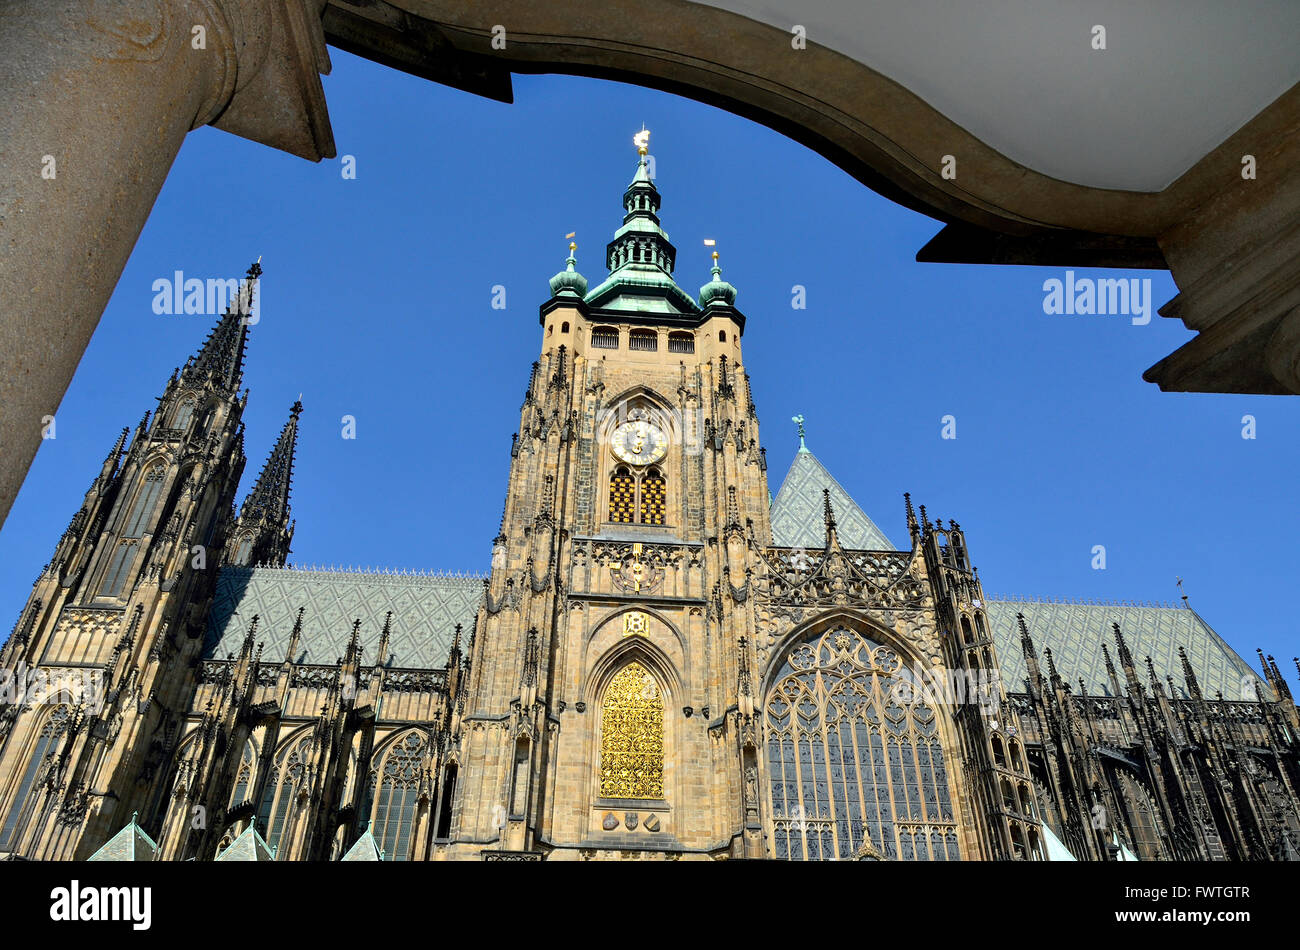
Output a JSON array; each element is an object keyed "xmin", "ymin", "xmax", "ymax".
[{"xmin": 443, "ymin": 132, "xmax": 773, "ymax": 859}]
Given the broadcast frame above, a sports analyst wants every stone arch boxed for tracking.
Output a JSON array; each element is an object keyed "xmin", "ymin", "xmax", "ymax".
[
  {"xmin": 585, "ymin": 604, "xmax": 689, "ymax": 671},
  {"xmin": 760, "ymin": 607, "xmax": 923, "ymax": 698},
  {"xmin": 585, "ymin": 631, "xmax": 682, "ymax": 708}
]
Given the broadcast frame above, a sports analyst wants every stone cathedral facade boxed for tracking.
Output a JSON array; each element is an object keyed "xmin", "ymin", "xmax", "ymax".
[{"xmin": 1, "ymin": 143, "xmax": 1298, "ymax": 864}]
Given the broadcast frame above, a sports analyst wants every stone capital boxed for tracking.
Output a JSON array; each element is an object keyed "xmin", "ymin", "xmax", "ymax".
[{"xmin": 204, "ymin": 0, "xmax": 335, "ymax": 160}]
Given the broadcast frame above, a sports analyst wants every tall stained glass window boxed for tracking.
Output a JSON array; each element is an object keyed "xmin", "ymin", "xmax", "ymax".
[
  {"xmin": 0, "ymin": 707, "xmax": 68, "ymax": 850},
  {"xmin": 765, "ymin": 626, "xmax": 960, "ymax": 861},
  {"xmin": 372, "ymin": 732, "xmax": 425, "ymax": 861}
]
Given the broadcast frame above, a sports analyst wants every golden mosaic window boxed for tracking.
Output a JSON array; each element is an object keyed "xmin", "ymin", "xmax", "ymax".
[
  {"xmin": 639, "ymin": 470, "xmax": 666, "ymax": 525},
  {"xmin": 765, "ymin": 626, "xmax": 961, "ymax": 861},
  {"xmin": 607, "ymin": 466, "xmax": 666, "ymax": 525},
  {"xmin": 599, "ymin": 662, "xmax": 665, "ymax": 800},
  {"xmin": 609, "ymin": 468, "xmax": 637, "ymax": 523}
]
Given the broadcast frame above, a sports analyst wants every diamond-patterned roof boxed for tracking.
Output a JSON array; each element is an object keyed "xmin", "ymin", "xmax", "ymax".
[
  {"xmin": 88, "ymin": 818, "xmax": 158, "ymax": 861},
  {"xmin": 204, "ymin": 566, "xmax": 484, "ymax": 670},
  {"xmin": 986, "ymin": 599, "xmax": 1263, "ymax": 700},
  {"xmin": 770, "ymin": 449, "xmax": 895, "ymax": 551}
]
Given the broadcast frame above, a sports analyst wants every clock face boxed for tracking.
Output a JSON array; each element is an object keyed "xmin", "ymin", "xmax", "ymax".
[{"xmin": 611, "ymin": 420, "xmax": 668, "ymax": 465}]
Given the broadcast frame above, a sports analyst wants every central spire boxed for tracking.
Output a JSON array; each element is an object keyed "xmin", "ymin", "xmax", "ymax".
[{"xmin": 582, "ymin": 129, "xmax": 700, "ymax": 315}]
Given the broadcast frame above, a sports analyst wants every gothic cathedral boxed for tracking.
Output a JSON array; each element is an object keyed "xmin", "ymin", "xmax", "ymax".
[{"xmin": 1, "ymin": 139, "xmax": 1297, "ymax": 863}]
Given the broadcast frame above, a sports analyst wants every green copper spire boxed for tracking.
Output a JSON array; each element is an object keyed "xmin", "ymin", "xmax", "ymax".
[
  {"xmin": 793, "ymin": 414, "xmax": 809, "ymax": 453},
  {"xmin": 583, "ymin": 129, "xmax": 700, "ymax": 315}
]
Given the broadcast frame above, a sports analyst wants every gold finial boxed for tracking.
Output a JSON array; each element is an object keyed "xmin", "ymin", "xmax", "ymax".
[
  {"xmin": 569, "ymin": 241, "xmax": 577, "ymax": 254},
  {"xmin": 634, "ymin": 126, "xmax": 650, "ymax": 156}
]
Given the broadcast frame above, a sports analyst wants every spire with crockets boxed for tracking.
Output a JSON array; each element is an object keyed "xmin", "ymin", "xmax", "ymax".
[
  {"xmin": 225, "ymin": 400, "xmax": 301, "ymax": 568},
  {"xmin": 182, "ymin": 259, "xmax": 261, "ymax": 393}
]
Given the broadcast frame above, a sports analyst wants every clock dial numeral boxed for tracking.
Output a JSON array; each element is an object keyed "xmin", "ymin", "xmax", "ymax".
[{"xmin": 612, "ymin": 421, "xmax": 667, "ymax": 464}]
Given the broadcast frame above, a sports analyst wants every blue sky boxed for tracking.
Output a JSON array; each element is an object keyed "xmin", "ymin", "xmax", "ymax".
[{"xmin": 2, "ymin": 50, "xmax": 1295, "ymax": 685}]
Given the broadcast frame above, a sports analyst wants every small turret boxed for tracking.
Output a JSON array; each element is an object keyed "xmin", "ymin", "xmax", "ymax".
[
  {"xmin": 698, "ymin": 249, "xmax": 737, "ymax": 309},
  {"xmin": 548, "ymin": 241, "xmax": 588, "ymax": 299}
]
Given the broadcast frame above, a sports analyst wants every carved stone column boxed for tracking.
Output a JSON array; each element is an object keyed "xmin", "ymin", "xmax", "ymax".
[{"xmin": 0, "ymin": 0, "xmax": 334, "ymax": 527}]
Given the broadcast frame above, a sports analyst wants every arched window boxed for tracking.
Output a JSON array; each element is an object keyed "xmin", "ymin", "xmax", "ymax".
[
  {"xmin": 629, "ymin": 329, "xmax": 658, "ymax": 352},
  {"xmin": 99, "ymin": 540, "xmax": 139, "ymax": 599},
  {"xmin": 371, "ymin": 732, "xmax": 425, "ymax": 861},
  {"xmin": 1018, "ymin": 784, "xmax": 1037, "ymax": 819},
  {"xmin": 256, "ymin": 742, "xmax": 305, "ymax": 855},
  {"xmin": 960, "ymin": 616, "xmax": 974, "ymax": 643},
  {"xmin": 1028, "ymin": 827, "xmax": 1045, "ymax": 860},
  {"xmin": 509, "ymin": 738, "xmax": 530, "ymax": 817},
  {"xmin": 232, "ymin": 535, "xmax": 253, "ymax": 566},
  {"xmin": 599, "ymin": 662, "xmax": 664, "ymax": 800},
  {"xmin": 0, "ymin": 707, "xmax": 68, "ymax": 850},
  {"xmin": 172, "ymin": 398, "xmax": 196, "ymax": 430},
  {"xmin": 718, "ymin": 330, "xmax": 727, "ymax": 342},
  {"xmin": 991, "ymin": 735, "xmax": 1007, "ymax": 768},
  {"xmin": 668, "ymin": 331, "xmax": 694, "ymax": 354},
  {"xmin": 229, "ymin": 742, "xmax": 256, "ymax": 810},
  {"xmin": 765, "ymin": 626, "xmax": 960, "ymax": 861},
  {"xmin": 1009, "ymin": 738, "xmax": 1024, "ymax": 771},
  {"xmin": 608, "ymin": 467, "xmax": 636, "ymax": 523},
  {"xmin": 1001, "ymin": 778, "xmax": 1017, "ymax": 811},
  {"xmin": 122, "ymin": 465, "xmax": 165, "ymax": 537},
  {"xmin": 561, "ymin": 321, "xmax": 570, "ymax": 333},
  {"xmin": 639, "ymin": 468, "xmax": 666, "ymax": 525},
  {"xmin": 592, "ymin": 326, "xmax": 619, "ymax": 349},
  {"xmin": 608, "ymin": 463, "xmax": 668, "ymax": 526},
  {"xmin": 434, "ymin": 764, "xmax": 457, "ymax": 840},
  {"xmin": 1010, "ymin": 822, "xmax": 1028, "ymax": 859}
]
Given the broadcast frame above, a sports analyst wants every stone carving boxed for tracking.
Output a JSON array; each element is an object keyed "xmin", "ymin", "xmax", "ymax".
[{"xmin": 602, "ymin": 812, "xmax": 619, "ymax": 831}]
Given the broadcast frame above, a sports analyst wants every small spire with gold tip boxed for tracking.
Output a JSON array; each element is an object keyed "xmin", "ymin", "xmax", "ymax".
[
  {"xmin": 698, "ymin": 237, "xmax": 737, "ymax": 308},
  {"xmin": 548, "ymin": 231, "xmax": 587, "ymax": 298}
]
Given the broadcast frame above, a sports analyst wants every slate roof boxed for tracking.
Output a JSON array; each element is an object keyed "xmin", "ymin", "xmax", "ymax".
[
  {"xmin": 986, "ymin": 599, "xmax": 1263, "ymax": 701},
  {"xmin": 770, "ymin": 448, "xmax": 895, "ymax": 551},
  {"xmin": 204, "ymin": 566, "xmax": 484, "ymax": 670}
]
